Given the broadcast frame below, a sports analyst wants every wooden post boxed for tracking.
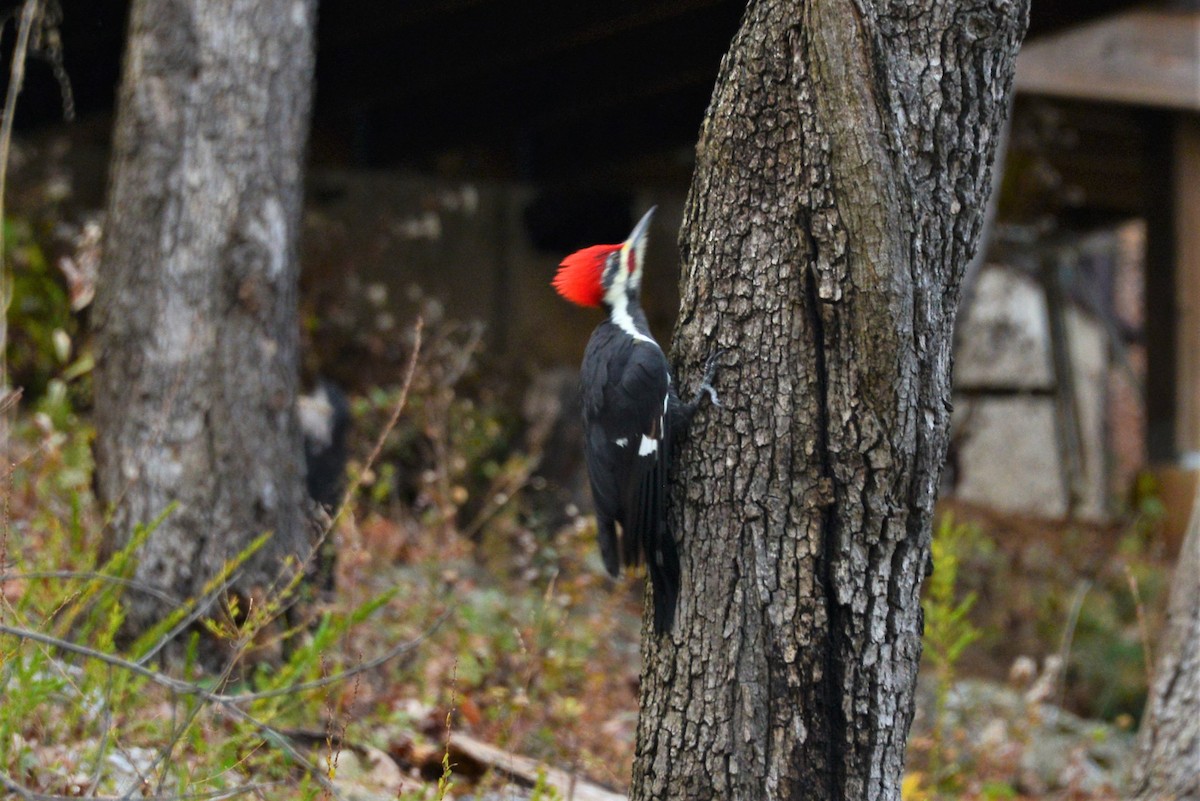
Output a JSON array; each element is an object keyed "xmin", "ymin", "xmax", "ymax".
[
  {"xmin": 1175, "ymin": 116, "xmax": 1200, "ymax": 465},
  {"xmin": 1144, "ymin": 111, "xmax": 1178, "ymax": 461}
]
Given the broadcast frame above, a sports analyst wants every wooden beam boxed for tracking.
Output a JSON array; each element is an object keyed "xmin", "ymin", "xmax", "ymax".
[{"xmin": 1016, "ymin": 9, "xmax": 1200, "ymax": 112}]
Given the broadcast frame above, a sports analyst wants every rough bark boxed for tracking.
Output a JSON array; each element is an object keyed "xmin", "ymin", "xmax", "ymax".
[
  {"xmin": 1133, "ymin": 489, "xmax": 1200, "ymax": 801},
  {"xmin": 633, "ymin": 1, "xmax": 1028, "ymax": 800},
  {"xmin": 92, "ymin": 0, "xmax": 316, "ymax": 631}
]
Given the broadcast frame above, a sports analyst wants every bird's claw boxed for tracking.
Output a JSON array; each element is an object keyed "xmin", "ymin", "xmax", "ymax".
[
  {"xmin": 701, "ymin": 348, "xmax": 728, "ymax": 385},
  {"xmin": 696, "ymin": 349, "xmax": 727, "ymax": 409}
]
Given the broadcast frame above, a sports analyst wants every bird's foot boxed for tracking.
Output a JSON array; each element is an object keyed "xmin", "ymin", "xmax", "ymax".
[{"xmin": 694, "ymin": 349, "xmax": 727, "ymax": 409}]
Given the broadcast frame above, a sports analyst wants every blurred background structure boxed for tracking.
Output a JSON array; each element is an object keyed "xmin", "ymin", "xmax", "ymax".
[
  {"xmin": 3, "ymin": 2, "xmax": 1198, "ymax": 797},
  {"xmin": 6, "ymin": 0, "xmax": 1197, "ymax": 535},
  {"xmin": 969, "ymin": 4, "xmax": 1200, "ymax": 531}
]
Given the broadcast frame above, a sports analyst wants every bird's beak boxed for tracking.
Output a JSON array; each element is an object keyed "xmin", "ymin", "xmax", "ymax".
[
  {"xmin": 621, "ymin": 205, "xmax": 656, "ymax": 278},
  {"xmin": 626, "ymin": 206, "xmax": 656, "ymax": 248}
]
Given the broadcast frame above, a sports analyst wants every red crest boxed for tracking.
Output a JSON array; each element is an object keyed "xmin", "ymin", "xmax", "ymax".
[{"xmin": 552, "ymin": 244, "xmax": 619, "ymax": 308}]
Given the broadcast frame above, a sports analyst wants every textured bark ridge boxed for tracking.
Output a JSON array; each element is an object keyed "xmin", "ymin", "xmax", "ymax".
[
  {"xmin": 633, "ymin": 1, "xmax": 1027, "ymax": 799},
  {"xmin": 1133, "ymin": 493, "xmax": 1200, "ymax": 800},
  {"xmin": 92, "ymin": 0, "xmax": 316, "ymax": 631}
]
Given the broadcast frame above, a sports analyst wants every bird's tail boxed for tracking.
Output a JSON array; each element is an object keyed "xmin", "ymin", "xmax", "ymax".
[
  {"xmin": 649, "ymin": 524, "xmax": 680, "ymax": 634},
  {"xmin": 630, "ymin": 432, "xmax": 680, "ymax": 634}
]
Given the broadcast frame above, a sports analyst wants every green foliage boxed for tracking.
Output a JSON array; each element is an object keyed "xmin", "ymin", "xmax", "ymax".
[
  {"xmin": 435, "ymin": 727, "xmax": 455, "ymax": 800},
  {"xmin": 979, "ymin": 780, "xmax": 1018, "ymax": 800},
  {"xmin": 4, "ymin": 216, "xmax": 90, "ymax": 403},
  {"xmin": 432, "ymin": 576, "xmax": 605, "ymax": 765},
  {"xmin": 352, "ymin": 379, "xmax": 530, "ymax": 536},
  {"xmin": 926, "ymin": 516, "xmax": 983, "ymax": 675},
  {"xmin": 923, "ymin": 514, "xmax": 984, "ymax": 794},
  {"xmin": 1, "ymin": 307, "xmax": 637, "ymax": 798},
  {"xmin": 0, "ymin": 361, "xmax": 618, "ymax": 798},
  {"xmin": 1059, "ymin": 553, "xmax": 1165, "ymax": 721},
  {"xmin": 0, "ymin": 420, "xmax": 417, "ymax": 798},
  {"xmin": 530, "ymin": 766, "xmax": 564, "ymax": 801}
]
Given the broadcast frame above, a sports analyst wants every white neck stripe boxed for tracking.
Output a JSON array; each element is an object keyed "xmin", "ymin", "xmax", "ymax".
[{"xmin": 609, "ymin": 292, "xmax": 655, "ymax": 345}]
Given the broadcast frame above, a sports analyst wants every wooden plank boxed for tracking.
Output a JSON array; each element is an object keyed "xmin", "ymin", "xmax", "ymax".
[
  {"xmin": 1176, "ymin": 117, "xmax": 1200, "ymax": 462},
  {"xmin": 1016, "ymin": 9, "xmax": 1200, "ymax": 111},
  {"xmin": 449, "ymin": 733, "xmax": 628, "ymax": 801}
]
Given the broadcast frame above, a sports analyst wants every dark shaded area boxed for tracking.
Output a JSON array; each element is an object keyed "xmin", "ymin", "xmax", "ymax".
[
  {"xmin": 316, "ymin": 1, "xmax": 746, "ymax": 180},
  {"xmin": 0, "ymin": 0, "xmax": 126, "ymax": 124},
  {"xmin": 522, "ymin": 189, "xmax": 633, "ymax": 252},
  {"xmin": 8, "ymin": 0, "xmax": 1143, "ymax": 183},
  {"xmin": 300, "ymin": 379, "xmax": 351, "ymax": 510}
]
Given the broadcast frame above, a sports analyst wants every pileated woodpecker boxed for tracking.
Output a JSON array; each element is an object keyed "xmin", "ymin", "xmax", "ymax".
[{"xmin": 553, "ymin": 206, "xmax": 720, "ymax": 633}]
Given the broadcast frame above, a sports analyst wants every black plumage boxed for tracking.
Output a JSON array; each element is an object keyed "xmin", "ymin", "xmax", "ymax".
[
  {"xmin": 554, "ymin": 205, "xmax": 720, "ymax": 635},
  {"xmin": 580, "ymin": 317, "xmax": 680, "ymax": 633}
]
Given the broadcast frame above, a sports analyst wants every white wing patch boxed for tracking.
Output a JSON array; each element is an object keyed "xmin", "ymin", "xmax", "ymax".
[
  {"xmin": 637, "ymin": 394, "xmax": 668, "ymax": 457},
  {"xmin": 615, "ymin": 437, "xmax": 628, "ymax": 448}
]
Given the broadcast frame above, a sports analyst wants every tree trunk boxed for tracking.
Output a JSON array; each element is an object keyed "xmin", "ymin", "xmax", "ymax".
[
  {"xmin": 633, "ymin": 1, "xmax": 1027, "ymax": 800},
  {"xmin": 92, "ymin": 0, "xmax": 316, "ymax": 632},
  {"xmin": 1133, "ymin": 488, "xmax": 1200, "ymax": 800}
]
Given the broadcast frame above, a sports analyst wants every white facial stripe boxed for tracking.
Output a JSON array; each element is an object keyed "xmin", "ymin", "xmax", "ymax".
[
  {"xmin": 604, "ymin": 252, "xmax": 628, "ymax": 300},
  {"xmin": 632, "ymin": 232, "xmax": 646, "ymax": 289}
]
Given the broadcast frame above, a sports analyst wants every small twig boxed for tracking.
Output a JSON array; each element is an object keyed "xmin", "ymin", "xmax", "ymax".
[
  {"xmin": 0, "ymin": 773, "xmax": 281, "ymax": 801},
  {"xmin": 224, "ymin": 703, "xmax": 345, "ymax": 801},
  {"xmin": 0, "ymin": 386, "xmax": 20, "ymax": 414},
  {"xmin": 279, "ymin": 318, "xmax": 424, "ymax": 607},
  {"xmin": 87, "ymin": 665, "xmax": 116, "ymax": 800},
  {"xmin": 1053, "ymin": 578, "xmax": 1091, "ymax": 709},
  {"xmin": 0, "ymin": 0, "xmax": 40, "ymax": 430},
  {"xmin": 436, "ymin": 659, "xmax": 459, "ymax": 801},
  {"xmin": 441, "ymin": 322, "xmax": 484, "ymax": 388},
  {"xmin": 457, "ymin": 456, "xmax": 538, "ymax": 542},
  {"xmin": 0, "ymin": 416, "xmax": 74, "ymax": 491},
  {"xmin": 213, "ymin": 607, "xmax": 450, "ymax": 703},
  {"xmin": 0, "ymin": 608, "xmax": 446, "ymax": 704},
  {"xmin": 321, "ymin": 650, "xmax": 362, "ymax": 791},
  {"xmin": 134, "ymin": 570, "xmax": 239, "ymax": 666},
  {"xmin": 334, "ymin": 317, "xmax": 424, "ymax": 526},
  {"xmin": 33, "ymin": 1, "xmax": 74, "ymax": 123},
  {"xmin": 1124, "ymin": 565, "xmax": 1155, "ymax": 687},
  {"xmin": 0, "ymin": 621, "xmax": 367, "ymax": 800},
  {"xmin": 0, "ymin": 620, "xmax": 206, "ymax": 692},
  {"xmin": 130, "ymin": 633, "xmax": 252, "ymax": 801},
  {"xmin": 0, "ymin": 766, "xmax": 36, "ymax": 800},
  {"xmin": 0, "ymin": 570, "xmax": 187, "ymax": 608}
]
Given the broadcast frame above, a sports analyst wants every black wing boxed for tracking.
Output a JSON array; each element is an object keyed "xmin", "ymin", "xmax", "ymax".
[{"xmin": 580, "ymin": 325, "xmax": 680, "ymax": 631}]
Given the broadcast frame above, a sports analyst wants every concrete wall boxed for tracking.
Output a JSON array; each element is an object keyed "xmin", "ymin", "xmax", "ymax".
[
  {"xmin": 301, "ymin": 170, "xmax": 686, "ymax": 370},
  {"xmin": 951, "ymin": 262, "xmax": 1111, "ymax": 519},
  {"xmin": 298, "ymin": 170, "xmax": 1145, "ymax": 522}
]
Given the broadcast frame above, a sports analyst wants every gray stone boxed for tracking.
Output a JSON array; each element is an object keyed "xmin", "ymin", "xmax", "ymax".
[{"xmin": 952, "ymin": 264, "xmax": 1109, "ymax": 518}]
